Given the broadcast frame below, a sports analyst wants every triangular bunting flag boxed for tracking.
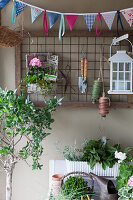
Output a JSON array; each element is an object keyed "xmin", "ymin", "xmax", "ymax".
[
  {"xmin": 102, "ymin": 12, "xmax": 116, "ymax": 30},
  {"xmin": 48, "ymin": 12, "xmax": 60, "ymax": 28},
  {"xmin": 31, "ymin": 7, "xmax": 42, "ymax": 23},
  {"xmin": 16, "ymin": 1, "xmax": 27, "ymax": 16},
  {"xmin": 121, "ymin": 8, "xmax": 133, "ymax": 27},
  {"xmin": 66, "ymin": 15, "xmax": 78, "ymax": 31},
  {"xmin": 0, "ymin": 0, "xmax": 10, "ymax": 9},
  {"xmin": 83, "ymin": 14, "xmax": 97, "ymax": 31}
]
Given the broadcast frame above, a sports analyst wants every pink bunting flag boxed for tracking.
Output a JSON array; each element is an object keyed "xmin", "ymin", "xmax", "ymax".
[
  {"xmin": 66, "ymin": 15, "xmax": 78, "ymax": 31},
  {"xmin": 121, "ymin": 8, "xmax": 133, "ymax": 27}
]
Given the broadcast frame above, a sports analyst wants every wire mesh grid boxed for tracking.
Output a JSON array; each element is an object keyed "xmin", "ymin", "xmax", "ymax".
[{"xmin": 21, "ymin": 35, "xmax": 132, "ymax": 104}]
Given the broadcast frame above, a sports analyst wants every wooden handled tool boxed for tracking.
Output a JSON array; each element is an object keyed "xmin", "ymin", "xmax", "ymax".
[
  {"xmin": 81, "ymin": 57, "xmax": 84, "ymax": 76},
  {"xmin": 84, "ymin": 58, "xmax": 88, "ymax": 78}
]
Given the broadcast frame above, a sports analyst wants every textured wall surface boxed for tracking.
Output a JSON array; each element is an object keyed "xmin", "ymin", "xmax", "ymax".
[{"xmin": 0, "ymin": 0, "xmax": 133, "ymax": 200}]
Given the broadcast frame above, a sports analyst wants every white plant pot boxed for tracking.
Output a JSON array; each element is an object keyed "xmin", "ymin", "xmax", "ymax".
[
  {"xmin": 27, "ymin": 83, "xmax": 57, "ymax": 94},
  {"xmin": 66, "ymin": 160, "xmax": 120, "ymax": 178}
]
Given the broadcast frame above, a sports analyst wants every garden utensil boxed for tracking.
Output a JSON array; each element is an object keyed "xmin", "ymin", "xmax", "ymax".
[
  {"xmin": 78, "ymin": 57, "xmax": 84, "ymax": 93},
  {"xmin": 82, "ymin": 58, "xmax": 88, "ymax": 93},
  {"xmin": 90, "ymin": 173, "xmax": 118, "ymax": 200}
]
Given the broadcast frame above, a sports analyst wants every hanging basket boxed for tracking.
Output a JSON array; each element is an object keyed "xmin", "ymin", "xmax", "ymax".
[{"xmin": 0, "ymin": 26, "xmax": 23, "ymax": 47}]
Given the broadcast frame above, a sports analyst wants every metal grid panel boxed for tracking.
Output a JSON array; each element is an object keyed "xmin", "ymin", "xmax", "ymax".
[{"xmin": 21, "ymin": 36, "xmax": 131, "ymax": 103}]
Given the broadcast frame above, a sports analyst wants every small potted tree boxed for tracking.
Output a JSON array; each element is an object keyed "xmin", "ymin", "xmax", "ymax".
[{"xmin": 0, "ymin": 88, "xmax": 62, "ymax": 200}]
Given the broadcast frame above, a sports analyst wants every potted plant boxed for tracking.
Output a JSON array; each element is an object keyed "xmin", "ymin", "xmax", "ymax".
[
  {"xmin": 21, "ymin": 55, "xmax": 58, "ymax": 95},
  {"xmin": 0, "ymin": 88, "xmax": 62, "ymax": 200},
  {"xmin": 57, "ymin": 138, "xmax": 132, "ymax": 178}
]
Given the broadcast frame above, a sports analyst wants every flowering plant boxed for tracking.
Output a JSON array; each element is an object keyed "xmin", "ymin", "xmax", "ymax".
[
  {"xmin": 21, "ymin": 57, "xmax": 56, "ymax": 95},
  {"xmin": 115, "ymin": 151, "xmax": 127, "ymax": 163},
  {"xmin": 118, "ymin": 176, "xmax": 133, "ymax": 200},
  {"xmin": 29, "ymin": 57, "xmax": 42, "ymax": 67}
]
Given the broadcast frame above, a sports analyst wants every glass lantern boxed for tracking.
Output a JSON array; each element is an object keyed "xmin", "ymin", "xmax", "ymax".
[{"xmin": 108, "ymin": 50, "xmax": 133, "ymax": 94}]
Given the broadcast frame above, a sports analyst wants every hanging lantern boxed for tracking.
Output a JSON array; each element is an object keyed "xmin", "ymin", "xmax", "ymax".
[
  {"xmin": 99, "ymin": 95, "xmax": 110, "ymax": 118},
  {"xmin": 108, "ymin": 34, "xmax": 133, "ymax": 94}
]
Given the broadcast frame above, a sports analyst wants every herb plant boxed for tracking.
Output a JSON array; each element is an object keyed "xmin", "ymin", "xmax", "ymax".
[
  {"xmin": 61, "ymin": 176, "xmax": 92, "ymax": 199},
  {"xmin": 82, "ymin": 139, "xmax": 121, "ymax": 170},
  {"xmin": 59, "ymin": 138, "xmax": 132, "ymax": 170}
]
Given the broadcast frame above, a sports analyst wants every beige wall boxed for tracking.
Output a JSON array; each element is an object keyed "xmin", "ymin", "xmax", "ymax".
[{"xmin": 0, "ymin": 0, "xmax": 133, "ymax": 200}]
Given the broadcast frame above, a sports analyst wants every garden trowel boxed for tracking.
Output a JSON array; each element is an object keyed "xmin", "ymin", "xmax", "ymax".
[
  {"xmin": 78, "ymin": 58, "xmax": 88, "ymax": 93},
  {"xmin": 82, "ymin": 58, "xmax": 88, "ymax": 93},
  {"xmin": 78, "ymin": 57, "xmax": 84, "ymax": 93}
]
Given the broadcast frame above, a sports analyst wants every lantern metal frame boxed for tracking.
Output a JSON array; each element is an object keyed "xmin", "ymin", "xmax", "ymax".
[{"xmin": 108, "ymin": 34, "xmax": 133, "ymax": 95}]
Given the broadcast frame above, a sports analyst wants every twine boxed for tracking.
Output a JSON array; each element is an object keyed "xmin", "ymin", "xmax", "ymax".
[
  {"xmin": 99, "ymin": 96, "xmax": 110, "ymax": 118},
  {"xmin": 91, "ymin": 79, "xmax": 103, "ymax": 103},
  {"xmin": 91, "ymin": 47, "xmax": 104, "ymax": 103}
]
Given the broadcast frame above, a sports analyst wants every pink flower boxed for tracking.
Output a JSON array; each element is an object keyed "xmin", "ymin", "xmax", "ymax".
[
  {"xmin": 128, "ymin": 176, "xmax": 133, "ymax": 187},
  {"xmin": 29, "ymin": 57, "xmax": 42, "ymax": 67},
  {"xmin": 34, "ymin": 8, "xmax": 39, "ymax": 12}
]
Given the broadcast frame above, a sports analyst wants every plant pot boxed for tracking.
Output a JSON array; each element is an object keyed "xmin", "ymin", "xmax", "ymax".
[
  {"xmin": 27, "ymin": 83, "xmax": 57, "ymax": 94},
  {"xmin": 51, "ymin": 174, "xmax": 63, "ymax": 195},
  {"xmin": 66, "ymin": 160, "xmax": 120, "ymax": 178}
]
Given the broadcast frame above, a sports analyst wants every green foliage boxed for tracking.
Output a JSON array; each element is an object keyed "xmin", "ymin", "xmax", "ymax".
[
  {"xmin": 118, "ymin": 186, "xmax": 133, "ymax": 200},
  {"xmin": 117, "ymin": 162, "xmax": 133, "ymax": 190},
  {"xmin": 56, "ymin": 140, "xmax": 84, "ymax": 161},
  {"xmin": 61, "ymin": 176, "xmax": 92, "ymax": 199},
  {"xmin": 20, "ymin": 66, "xmax": 54, "ymax": 94},
  {"xmin": 60, "ymin": 139, "xmax": 132, "ymax": 170},
  {"xmin": 82, "ymin": 139, "xmax": 121, "ymax": 170},
  {"xmin": 0, "ymin": 88, "xmax": 62, "ymax": 170}
]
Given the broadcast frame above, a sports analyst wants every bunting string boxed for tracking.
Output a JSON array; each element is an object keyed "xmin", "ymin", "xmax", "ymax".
[
  {"xmin": 43, "ymin": 10, "xmax": 48, "ymax": 37},
  {"xmin": 12, "ymin": 0, "xmax": 133, "ymax": 16},
  {"xmin": 1, "ymin": 0, "xmax": 132, "ymax": 41},
  {"xmin": 96, "ymin": 13, "xmax": 102, "ymax": 37},
  {"xmin": 59, "ymin": 14, "xmax": 65, "ymax": 41},
  {"xmin": 12, "ymin": 0, "xmax": 16, "ymax": 24},
  {"xmin": 117, "ymin": 10, "xmax": 124, "ymax": 36}
]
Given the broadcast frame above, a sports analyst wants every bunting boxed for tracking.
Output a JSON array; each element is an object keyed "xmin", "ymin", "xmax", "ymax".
[
  {"xmin": 102, "ymin": 11, "xmax": 116, "ymax": 30},
  {"xmin": 31, "ymin": 7, "xmax": 42, "ymax": 23},
  {"xmin": 43, "ymin": 10, "xmax": 48, "ymax": 37},
  {"xmin": 48, "ymin": 12, "xmax": 60, "ymax": 28},
  {"xmin": 59, "ymin": 14, "xmax": 65, "ymax": 41},
  {"xmin": 83, "ymin": 14, "xmax": 97, "ymax": 31},
  {"xmin": 0, "ymin": 0, "xmax": 10, "ymax": 9},
  {"xmin": 66, "ymin": 15, "xmax": 78, "ymax": 31},
  {"xmin": 121, "ymin": 8, "xmax": 133, "ymax": 27},
  {"xmin": 16, "ymin": 1, "xmax": 27, "ymax": 16},
  {"xmin": 117, "ymin": 10, "xmax": 124, "ymax": 36},
  {"xmin": 96, "ymin": 13, "xmax": 102, "ymax": 37},
  {"xmin": 8, "ymin": 0, "xmax": 133, "ymax": 40}
]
